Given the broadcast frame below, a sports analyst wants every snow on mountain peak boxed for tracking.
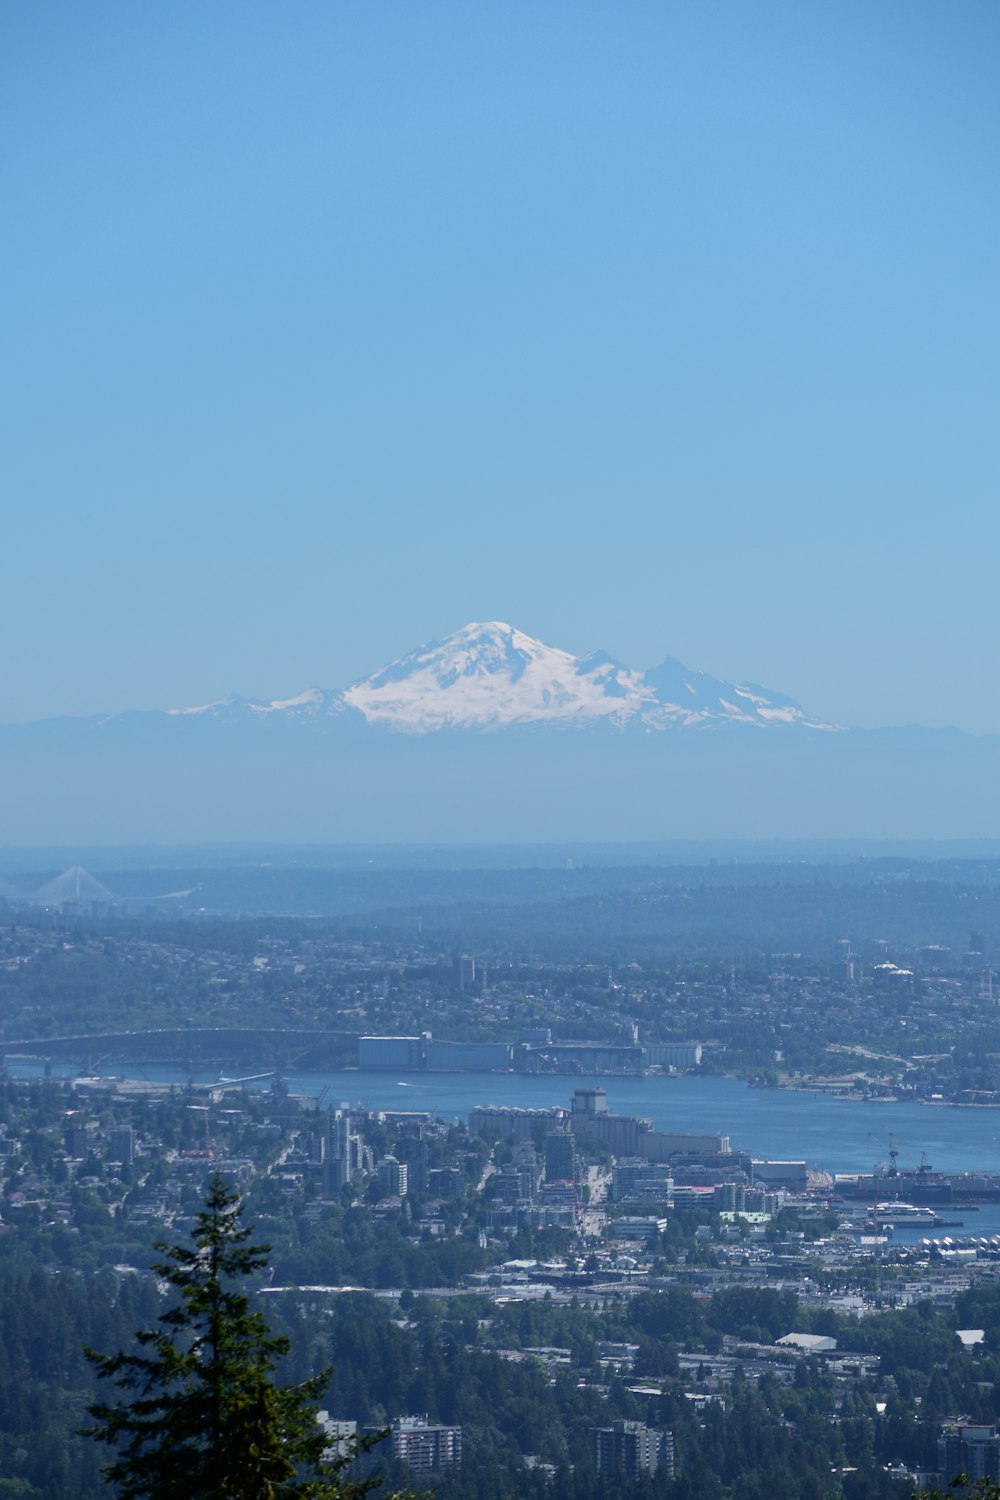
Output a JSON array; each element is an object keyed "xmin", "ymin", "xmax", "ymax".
[
  {"xmin": 341, "ymin": 622, "xmax": 834, "ymax": 733},
  {"xmin": 168, "ymin": 622, "xmax": 835, "ymax": 735},
  {"xmin": 342, "ymin": 621, "xmax": 654, "ymax": 731},
  {"xmin": 168, "ymin": 686, "xmax": 344, "ymax": 722}
]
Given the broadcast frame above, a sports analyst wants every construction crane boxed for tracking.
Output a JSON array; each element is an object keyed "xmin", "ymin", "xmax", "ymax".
[{"xmin": 868, "ymin": 1131, "xmax": 932, "ymax": 1179}]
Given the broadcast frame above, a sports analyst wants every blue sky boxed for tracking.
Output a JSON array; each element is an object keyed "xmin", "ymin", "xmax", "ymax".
[{"xmin": 3, "ymin": 1, "xmax": 998, "ymax": 730}]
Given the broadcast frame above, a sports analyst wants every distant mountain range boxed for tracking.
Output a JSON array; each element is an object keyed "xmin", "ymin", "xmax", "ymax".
[
  {"xmin": 161, "ymin": 621, "xmax": 833, "ymax": 735},
  {"xmin": 2, "ymin": 622, "xmax": 998, "ymax": 843}
]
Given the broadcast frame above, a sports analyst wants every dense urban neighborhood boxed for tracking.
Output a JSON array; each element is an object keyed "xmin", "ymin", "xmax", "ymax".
[
  {"xmin": 3, "ymin": 861, "xmax": 1000, "ymax": 1498},
  {"xmin": 3, "ymin": 858, "xmax": 1000, "ymax": 1104},
  {"xmin": 4, "ymin": 1061, "xmax": 1000, "ymax": 1500}
]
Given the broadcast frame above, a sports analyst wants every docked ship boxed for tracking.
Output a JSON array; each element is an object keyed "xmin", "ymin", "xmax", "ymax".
[
  {"xmin": 834, "ymin": 1144, "xmax": 1000, "ymax": 1206},
  {"xmin": 869, "ymin": 1202, "xmax": 938, "ymax": 1225}
]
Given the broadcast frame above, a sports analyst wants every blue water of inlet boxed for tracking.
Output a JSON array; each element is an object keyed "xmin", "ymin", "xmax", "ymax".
[{"xmin": 12, "ymin": 1061, "xmax": 1000, "ymax": 1182}]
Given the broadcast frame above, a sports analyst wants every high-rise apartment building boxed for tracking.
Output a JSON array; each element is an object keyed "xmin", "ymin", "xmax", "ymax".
[
  {"xmin": 108, "ymin": 1124, "xmax": 135, "ymax": 1166},
  {"xmin": 377, "ymin": 1154, "xmax": 409, "ymax": 1197},
  {"xmin": 364, "ymin": 1417, "xmax": 462, "ymax": 1476},
  {"xmin": 591, "ymin": 1420, "xmax": 674, "ymax": 1480},
  {"xmin": 544, "ymin": 1129, "xmax": 576, "ymax": 1182},
  {"xmin": 326, "ymin": 1106, "xmax": 357, "ymax": 1192},
  {"xmin": 452, "ymin": 953, "xmax": 476, "ymax": 990},
  {"xmin": 939, "ymin": 1426, "xmax": 1000, "ymax": 1481}
]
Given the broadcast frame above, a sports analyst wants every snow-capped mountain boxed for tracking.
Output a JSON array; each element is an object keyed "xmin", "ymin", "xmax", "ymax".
[
  {"xmin": 344, "ymin": 621, "xmax": 835, "ymax": 731},
  {"xmin": 2, "ymin": 622, "xmax": 997, "ymax": 843},
  {"xmin": 166, "ymin": 686, "xmax": 346, "ymax": 724},
  {"xmin": 167, "ymin": 621, "xmax": 834, "ymax": 734},
  {"xmin": 641, "ymin": 655, "xmax": 827, "ymax": 730},
  {"xmin": 342, "ymin": 622, "xmax": 655, "ymax": 731}
]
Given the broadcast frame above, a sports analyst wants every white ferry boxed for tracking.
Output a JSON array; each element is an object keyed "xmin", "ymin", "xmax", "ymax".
[{"xmin": 869, "ymin": 1202, "xmax": 938, "ymax": 1225}]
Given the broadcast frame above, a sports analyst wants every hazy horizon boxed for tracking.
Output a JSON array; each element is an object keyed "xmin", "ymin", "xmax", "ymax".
[{"xmin": 7, "ymin": 838, "xmax": 1000, "ymax": 872}]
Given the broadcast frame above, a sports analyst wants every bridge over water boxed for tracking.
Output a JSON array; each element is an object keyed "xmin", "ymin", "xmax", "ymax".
[{"xmin": 2, "ymin": 1027, "xmax": 359, "ymax": 1072}]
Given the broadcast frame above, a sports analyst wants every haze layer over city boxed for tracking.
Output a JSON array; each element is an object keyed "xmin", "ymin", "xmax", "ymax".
[{"xmin": 3, "ymin": 5, "xmax": 999, "ymax": 1500}]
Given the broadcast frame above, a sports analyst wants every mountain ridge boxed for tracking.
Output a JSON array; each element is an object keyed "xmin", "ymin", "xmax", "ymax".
[
  {"xmin": 148, "ymin": 620, "xmax": 837, "ymax": 736},
  {"xmin": 3, "ymin": 621, "xmax": 999, "ymax": 843}
]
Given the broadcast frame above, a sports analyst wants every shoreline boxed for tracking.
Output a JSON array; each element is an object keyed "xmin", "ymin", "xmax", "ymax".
[{"xmin": 8, "ymin": 1054, "xmax": 1000, "ymax": 1112}]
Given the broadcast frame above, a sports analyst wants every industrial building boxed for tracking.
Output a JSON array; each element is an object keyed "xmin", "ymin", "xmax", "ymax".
[
  {"xmin": 423, "ymin": 1039, "xmax": 513, "ymax": 1071},
  {"xmin": 358, "ymin": 1035, "xmax": 426, "ymax": 1070},
  {"xmin": 358, "ymin": 1033, "xmax": 512, "ymax": 1072},
  {"xmin": 470, "ymin": 1104, "xmax": 564, "ymax": 1141},
  {"xmin": 355, "ymin": 1029, "xmax": 703, "ymax": 1077},
  {"xmin": 645, "ymin": 1042, "xmax": 703, "ymax": 1069},
  {"xmin": 568, "ymin": 1087, "xmax": 730, "ymax": 1161}
]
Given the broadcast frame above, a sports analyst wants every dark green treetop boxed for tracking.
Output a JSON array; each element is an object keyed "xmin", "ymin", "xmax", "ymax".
[{"xmin": 84, "ymin": 1174, "xmax": 402, "ymax": 1500}]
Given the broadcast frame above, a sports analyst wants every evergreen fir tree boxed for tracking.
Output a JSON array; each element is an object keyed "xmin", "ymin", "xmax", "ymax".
[{"xmin": 84, "ymin": 1175, "xmax": 398, "ymax": 1500}]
